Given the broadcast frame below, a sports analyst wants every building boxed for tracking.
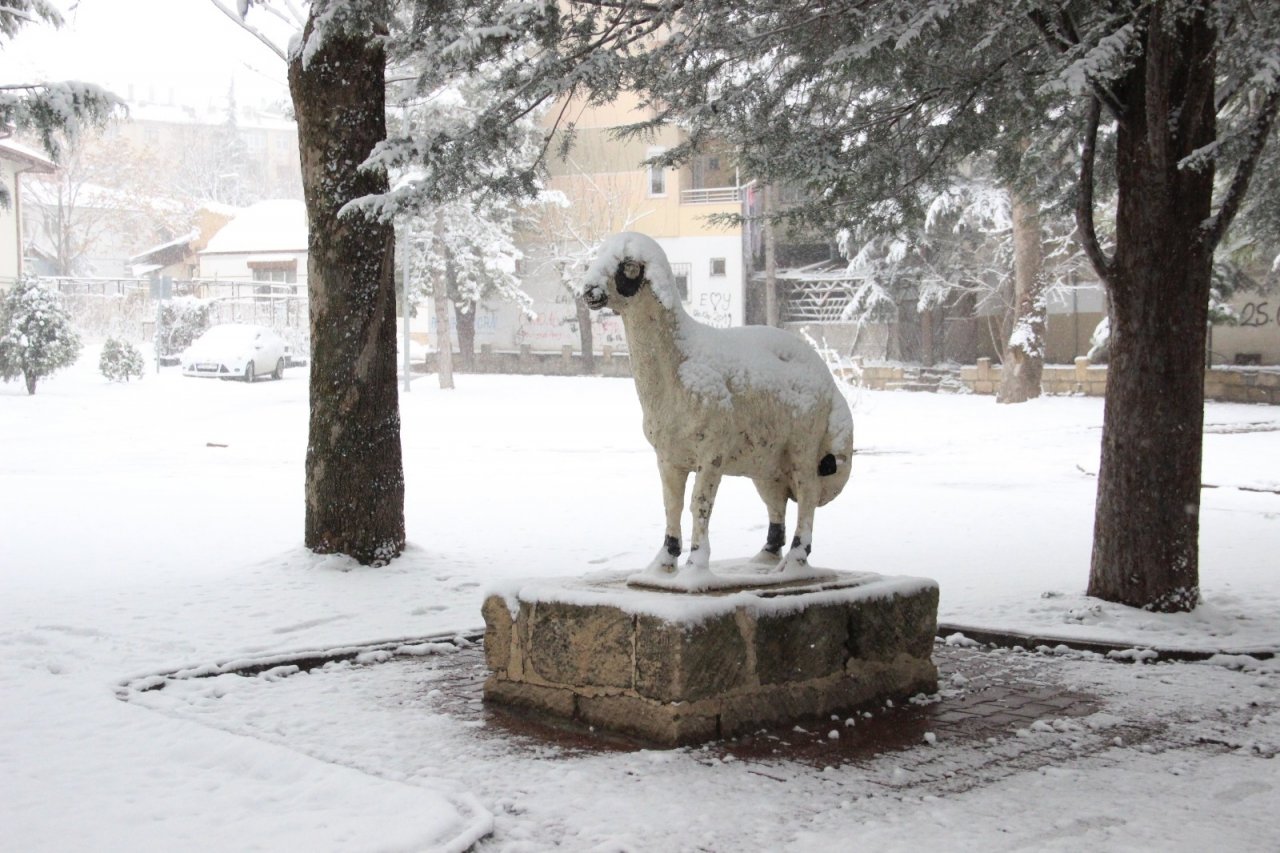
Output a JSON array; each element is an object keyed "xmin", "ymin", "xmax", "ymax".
[
  {"xmin": 447, "ymin": 92, "xmax": 749, "ymax": 355},
  {"xmin": 197, "ymin": 199, "xmax": 307, "ymax": 288},
  {"xmin": 113, "ymin": 93, "xmax": 301, "ymax": 203},
  {"xmin": 0, "ymin": 139, "xmax": 55, "ymax": 290}
]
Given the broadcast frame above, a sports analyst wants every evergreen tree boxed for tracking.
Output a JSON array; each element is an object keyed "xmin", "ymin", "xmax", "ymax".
[
  {"xmin": 387, "ymin": 0, "xmax": 1279, "ymax": 612},
  {"xmin": 99, "ymin": 337, "xmax": 145, "ymax": 383},
  {"xmin": 0, "ymin": 2, "xmax": 121, "ymax": 206},
  {"xmin": 0, "ymin": 279, "xmax": 82, "ymax": 395}
]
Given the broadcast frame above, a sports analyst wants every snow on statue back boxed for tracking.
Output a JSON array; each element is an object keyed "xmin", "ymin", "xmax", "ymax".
[{"xmin": 584, "ymin": 232, "xmax": 853, "ymax": 591}]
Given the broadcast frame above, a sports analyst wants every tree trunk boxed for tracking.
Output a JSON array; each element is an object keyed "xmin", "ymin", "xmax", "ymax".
[
  {"xmin": 433, "ymin": 287, "xmax": 455, "ymax": 389},
  {"xmin": 289, "ymin": 12, "xmax": 405, "ymax": 566},
  {"xmin": 1088, "ymin": 6, "xmax": 1217, "ymax": 612},
  {"xmin": 455, "ymin": 303, "xmax": 476, "ymax": 371},
  {"xmin": 763, "ymin": 183, "xmax": 779, "ymax": 326},
  {"xmin": 997, "ymin": 191, "xmax": 1046, "ymax": 404},
  {"xmin": 25, "ymin": 372, "xmax": 36, "ymax": 395},
  {"xmin": 575, "ymin": 292, "xmax": 596, "ymax": 374}
]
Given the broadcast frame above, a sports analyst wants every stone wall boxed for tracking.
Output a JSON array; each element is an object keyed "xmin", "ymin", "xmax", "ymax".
[
  {"xmin": 414, "ymin": 345, "xmax": 634, "ymax": 378},
  {"xmin": 959, "ymin": 357, "xmax": 1280, "ymax": 404}
]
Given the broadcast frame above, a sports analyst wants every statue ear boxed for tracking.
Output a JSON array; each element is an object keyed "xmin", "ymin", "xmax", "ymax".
[{"xmin": 615, "ymin": 260, "xmax": 646, "ymax": 297}]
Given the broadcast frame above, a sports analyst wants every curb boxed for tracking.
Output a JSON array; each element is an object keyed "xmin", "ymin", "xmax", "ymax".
[{"xmin": 937, "ymin": 622, "xmax": 1277, "ymax": 663}]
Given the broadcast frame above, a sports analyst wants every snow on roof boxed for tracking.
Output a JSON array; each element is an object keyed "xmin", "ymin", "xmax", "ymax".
[
  {"xmin": 0, "ymin": 139, "xmax": 55, "ymax": 172},
  {"xmin": 202, "ymin": 199, "xmax": 307, "ymax": 254},
  {"xmin": 127, "ymin": 100, "xmax": 296, "ymax": 132},
  {"xmin": 130, "ymin": 229, "xmax": 200, "ymax": 263}
]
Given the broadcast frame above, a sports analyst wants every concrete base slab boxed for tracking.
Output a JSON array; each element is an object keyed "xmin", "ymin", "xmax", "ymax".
[
  {"xmin": 626, "ymin": 556, "xmax": 839, "ymax": 592},
  {"xmin": 482, "ymin": 569, "xmax": 939, "ymax": 746}
]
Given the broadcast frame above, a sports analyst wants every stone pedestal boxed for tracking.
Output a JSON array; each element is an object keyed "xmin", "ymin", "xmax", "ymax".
[{"xmin": 482, "ymin": 570, "xmax": 939, "ymax": 746}]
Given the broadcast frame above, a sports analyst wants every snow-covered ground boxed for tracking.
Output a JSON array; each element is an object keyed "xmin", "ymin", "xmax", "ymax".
[{"xmin": 2, "ymin": 348, "xmax": 1278, "ymax": 851}]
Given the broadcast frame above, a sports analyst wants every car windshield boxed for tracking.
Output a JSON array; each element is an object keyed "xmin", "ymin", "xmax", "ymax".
[{"xmin": 198, "ymin": 326, "xmax": 260, "ymax": 345}]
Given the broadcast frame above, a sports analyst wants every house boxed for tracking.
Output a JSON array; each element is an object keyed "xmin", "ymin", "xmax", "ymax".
[
  {"xmin": 128, "ymin": 205, "xmax": 237, "ymax": 281},
  {"xmin": 0, "ymin": 139, "xmax": 55, "ymax": 290},
  {"xmin": 197, "ymin": 199, "xmax": 307, "ymax": 289},
  {"xmin": 457, "ymin": 91, "xmax": 748, "ymax": 355}
]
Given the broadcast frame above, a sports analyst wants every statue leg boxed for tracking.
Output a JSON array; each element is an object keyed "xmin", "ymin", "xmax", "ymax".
[
  {"xmin": 751, "ymin": 477, "xmax": 788, "ymax": 564},
  {"xmin": 778, "ymin": 479, "xmax": 818, "ymax": 572},
  {"xmin": 645, "ymin": 461, "xmax": 687, "ymax": 574},
  {"xmin": 685, "ymin": 467, "xmax": 722, "ymax": 570}
]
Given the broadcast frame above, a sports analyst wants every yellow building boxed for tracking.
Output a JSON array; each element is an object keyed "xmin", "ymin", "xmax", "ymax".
[{"xmin": 466, "ymin": 93, "xmax": 750, "ymax": 354}]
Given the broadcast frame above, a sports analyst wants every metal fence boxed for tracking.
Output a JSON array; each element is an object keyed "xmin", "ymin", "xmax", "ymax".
[{"xmin": 43, "ymin": 276, "xmax": 310, "ymax": 352}]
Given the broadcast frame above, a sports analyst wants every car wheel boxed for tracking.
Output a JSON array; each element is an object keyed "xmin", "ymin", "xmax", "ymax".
[
  {"xmin": 244, "ymin": 361, "xmax": 255, "ymax": 383},
  {"xmin": 273, "ymin": 357, "xmax": 284, "ymax": 380}
]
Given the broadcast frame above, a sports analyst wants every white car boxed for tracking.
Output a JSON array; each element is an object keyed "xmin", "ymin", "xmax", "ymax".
[{"xmin": 181, "ymin": 324, "xmax": 288, "ymax": 382}]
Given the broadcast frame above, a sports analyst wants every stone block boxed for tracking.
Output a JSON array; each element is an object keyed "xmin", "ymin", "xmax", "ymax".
[
  {"xmin": 847, "ymin": 586, "xmax": 940, "ymax": 661},
  {"xmin": 754, "ymin": 603, "xmax": 849, "ymax": 685},
  {"xmin": 483, "ymin": 676, "xmax": 577, "ymax": 718},
  {"xmin": 526, "ymin": 600, "xmax": 634, "ymax": 689},
  {"xmin": 482, "ymin": 570, "xmax": 939, "ymax": 747},
  {"xmin": 634, "ymin": 611, "xmax": 749, "ymax": 702},
  {"xmin": 481, "ymin": 595, "xmax": 513, "ymax": 673},
  {"xmin": 576, "ymin": 693, "xmax": 720, "ymax": 745}
]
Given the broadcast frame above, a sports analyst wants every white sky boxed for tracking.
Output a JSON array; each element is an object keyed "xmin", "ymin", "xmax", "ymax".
[{"xmin": 0, "ymin": 0, "xmax": 294, "ymax": 110}]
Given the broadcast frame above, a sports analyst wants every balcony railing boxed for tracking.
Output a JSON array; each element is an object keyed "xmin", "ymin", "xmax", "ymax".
[{"xmin": 679, "ymin": 186, "xmax": 744, "ymax": 205}]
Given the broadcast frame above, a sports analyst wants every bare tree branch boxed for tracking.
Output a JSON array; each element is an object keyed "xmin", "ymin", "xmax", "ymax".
[
  {"xmin": 1202, "ymin": 85, "xmax": 1280, "ymax": 250},
  {"xmin": 1076, "ymin": 95, "xmax": 1114, "ymax": 286},
  {"xmin": 208, "ymin": 0, "xmax": 289, "ymax": 62}
]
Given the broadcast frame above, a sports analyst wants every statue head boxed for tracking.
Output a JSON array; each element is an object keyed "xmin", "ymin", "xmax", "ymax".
[{"xmin": 583, "ymin": 232, "xmax": 681, "ymax": 312}]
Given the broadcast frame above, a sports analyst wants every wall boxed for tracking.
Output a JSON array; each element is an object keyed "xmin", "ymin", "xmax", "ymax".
[
  {"xmin": 414, "ymin": 344, "xmax": 634, "ymax": 378},
  {"xmin": 0, "ymin": 159, "xmax": 18, "ymax": 288},
  {"xmin": 955, "ymin": 357, "xmax": 1280, "ymax": 405},
  {"xmin": 1211, "ymin": 290, "xmax": 1280, "ymax": 366}
]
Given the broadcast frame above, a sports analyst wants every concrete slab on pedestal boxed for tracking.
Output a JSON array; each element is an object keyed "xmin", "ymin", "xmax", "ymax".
[{"xmin": 482, "ymin": 568, "xmax": 939, "ymax": 746}]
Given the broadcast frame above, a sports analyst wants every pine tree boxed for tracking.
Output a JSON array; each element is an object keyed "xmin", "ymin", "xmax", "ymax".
[
  {"xmin": 99, "ymin": 337, "xmax": 145, "ymax": 383},
  {"xmin": 0, "ymin": 2, "xmax": 121, "ymax": 205},
  {"xmin": 0, "ymin": 279, "xmax": 82, "ymax": 395},
  {"xmin": 386, "ymin": 0, "xmax": 1279, "ymax": 612}
]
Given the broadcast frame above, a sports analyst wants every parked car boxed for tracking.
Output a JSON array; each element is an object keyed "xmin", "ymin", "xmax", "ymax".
[{"xmin": 180, "ymin": 324, "xmax": 288, "ymax": 382}]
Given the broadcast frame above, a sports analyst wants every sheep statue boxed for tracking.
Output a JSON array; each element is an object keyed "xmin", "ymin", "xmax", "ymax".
[{"xmin": 583, "ymin": 232, "xmax": 853, "ymax": 589}]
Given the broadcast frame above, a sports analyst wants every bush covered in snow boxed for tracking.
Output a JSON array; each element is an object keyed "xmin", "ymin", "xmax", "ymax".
[
  {"xmin": 99, "ymin": 337, "xmax": 145, "ymax": 383},
  {"xmin": 156, "ymin": 297, "xmax": 210, "ymax": 358},
  {"xmin": 0, "ymin": 279, "xmax": 82, "ymax": 395}
]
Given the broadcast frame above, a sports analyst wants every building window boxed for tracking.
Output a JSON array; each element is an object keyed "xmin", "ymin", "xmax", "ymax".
[
  {"xmin": 710, "ymin": 257, "xmax": 727, "ymax": 277},
  {"xmin": 647, "ymin": 147, "xmax": 667, "ymax": 197},
  {"xmin": 252, "ymin": 267, "xmax": 296, "ymax": 284},
  {"xmin": 249, "ymin": 261, "xmax": 298, "ymax": 297},
  {"xmin": 670, "ymin": 262, "xmax": 691, "ymax": 301}
]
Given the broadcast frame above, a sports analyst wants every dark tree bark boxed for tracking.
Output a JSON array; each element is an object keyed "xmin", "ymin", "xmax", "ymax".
[
  {"xmin": 289, "ymin": 12, "xmax": 405, "ymax": 565},
  {"xmin": 1085, "ymin": 6, "xmax": 1217, "ymax": 611},
  {"xmin": 997, "ymin": 191, "xmax": 1046, "ymax": 404}
]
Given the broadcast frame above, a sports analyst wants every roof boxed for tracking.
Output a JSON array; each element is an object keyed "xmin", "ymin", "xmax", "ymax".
[
  {"xmin": 130, "ymin": 229, "xmax": 200, "ymax": 264},
  {"xmin": 201, "ymin": 199, "xmax": 307, "ymax": 254},
  {"xmin": 0, "ymin": 139, "xmax": 55, "ymax": 173}
]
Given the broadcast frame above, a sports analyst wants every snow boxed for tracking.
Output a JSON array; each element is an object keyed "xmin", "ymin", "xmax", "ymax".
[
  {"xmin": 201, "ymin": 198, "xmax": 307, "ymax": 254},
  {"xmin": 2, "ymin": 347, "xmax": 1279, "ymax": 849}
]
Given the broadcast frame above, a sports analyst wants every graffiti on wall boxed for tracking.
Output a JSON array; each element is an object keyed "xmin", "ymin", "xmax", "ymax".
[
  {"xmin": 1237, "ymin": 301, "xmax": 1275, "ymax": 329},
  {"xmin": 513, "ymin": 288, "xmax": 626, "ymax": 349},
  {"xmin": 688, "ymin": 290, "xmax": 734, "ymax": 329}
]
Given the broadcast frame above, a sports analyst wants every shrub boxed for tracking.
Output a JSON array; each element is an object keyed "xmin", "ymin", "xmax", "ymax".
[
  {"xmin": 100, "ymin": 337, "xmax": 145, "ymax": 382},
  {"xmin": 156, "ymin": 296, "xmax": 210, "ymax": 357},
  {"xmin": 0, "ymin": 279, "xmax": 82, "ymax": 395}
]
